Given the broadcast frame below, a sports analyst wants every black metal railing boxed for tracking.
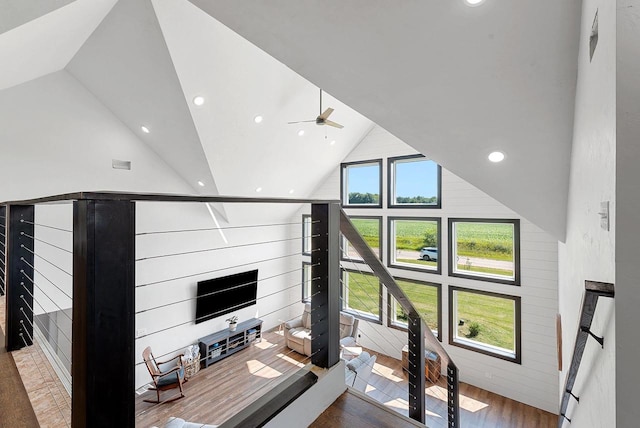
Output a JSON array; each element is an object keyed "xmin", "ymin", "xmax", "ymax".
[
  {"xmin": 558, "ymin": 280, "xmax": 614, "ymax": 427},
  {"xmin": 340, "ymin": 211, "xmax": 459, "ymax": 427}
]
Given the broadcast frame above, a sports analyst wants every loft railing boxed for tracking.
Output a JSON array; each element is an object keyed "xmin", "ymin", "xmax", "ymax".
[
  {"xmin": 558, "ymin": 280, "xmax": 614, "ymax": 427},
  {"xmin": 1, "ymin": 192, "xmax": 343, "ymax": 428},
  {"xmin": 340, "ymin": 211, "xmax": 460, "ymax": 427}
]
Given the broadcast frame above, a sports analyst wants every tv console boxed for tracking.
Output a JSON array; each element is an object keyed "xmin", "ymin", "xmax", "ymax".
[{"xmin": 198, "ymin": 318, "xmax": 263, "ymax": 368}]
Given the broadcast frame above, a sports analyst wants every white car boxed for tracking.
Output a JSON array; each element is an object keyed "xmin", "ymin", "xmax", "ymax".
[{"xmin": 419, "ymin": 247, "xmax": 438, "ymax": 261}]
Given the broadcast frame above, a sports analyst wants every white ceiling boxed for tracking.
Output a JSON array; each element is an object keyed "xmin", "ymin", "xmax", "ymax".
[
  {"xmin": 0, "ymin": 0, "xmax": 116, "ymax": 90},
  {"xmin": 188, "ymin": 0, "xmax": 582, "ymax": 239},
  {"xmin": 0, "ymin": 0, "xmax": 583, "ymax": 237}
]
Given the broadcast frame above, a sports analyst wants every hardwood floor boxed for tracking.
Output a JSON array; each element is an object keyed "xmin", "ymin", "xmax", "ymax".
[
  {"xmin": 311, "ymin": 390, "xmax": 423, "ymax": 428},
  {"xmin": 361, "ymin": 351, "xmax": 557, "ymax": 428},
  {"xmin": 135, "ymin": 331, "xmax": 309, "ymax": 427}
]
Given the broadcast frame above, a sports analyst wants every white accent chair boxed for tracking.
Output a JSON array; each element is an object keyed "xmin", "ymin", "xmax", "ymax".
[
  {"xmin": 344, "ymin": 351, "xmax": 377, "ymax": 392},
  {"xmin": 284, "ymin": 303, "xmax": 359, "ymax": 356}
]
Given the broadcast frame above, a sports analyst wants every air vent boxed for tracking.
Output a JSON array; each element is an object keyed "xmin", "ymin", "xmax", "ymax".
[{"xmin": 112, "ymin": 159, "xmax": 131, "ymax": 170}]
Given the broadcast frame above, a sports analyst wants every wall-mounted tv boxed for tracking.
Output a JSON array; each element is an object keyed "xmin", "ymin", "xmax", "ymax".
[{"xmin": 195, "ymin": 269, "xmax": 258, "ymax": 324}]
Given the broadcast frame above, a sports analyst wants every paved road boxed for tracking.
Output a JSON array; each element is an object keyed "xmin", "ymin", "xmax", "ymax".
[{"xmin": 343, "ymin": 247, "xmax": 513, "ymax": 271}]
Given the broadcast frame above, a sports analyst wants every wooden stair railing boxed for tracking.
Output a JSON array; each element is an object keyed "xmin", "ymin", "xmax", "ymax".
[{"xmin": 558, "ymin": 280, "xmax": 614, "ymax": 427}]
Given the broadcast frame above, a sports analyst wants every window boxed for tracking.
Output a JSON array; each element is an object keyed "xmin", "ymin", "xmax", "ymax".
[
  {"xmin": 341, "ymin": 216, "xmax": 382, "ymax": 262},
  {"xmin": 448, "ymin": 219, "xmax": 520, "ymax": 285},
  {"xmin": 340, "ymin": 269, "xmax": 382, "ymax": 322},
  {"xmin": 388, "ymin": 155, "xmax": 441, "ymax": 208},
  {"xmin": 388, "ymin": 278, "xmax": 441, "ymax": 340},
  {"xmin": 449, "ymin": 286, "xmax": 521, "ymax": 363},
  {"xmin": 302, "ymin": 262, "xmax": 312, "ymax": 302},
  {"xmin": 341, "ymin": 159, "xmax": 382, "ymax": 208},
  {"xmin": 388, "ymin": 217, "xmax": 441, "ymax": 273},
  {"xmin": 302, "ymin": 215, "xmax": 312, "ymax": 256}
]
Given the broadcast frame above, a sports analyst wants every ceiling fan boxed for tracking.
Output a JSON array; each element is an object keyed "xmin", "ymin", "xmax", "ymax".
[{"xmin": 288, "ymin": 89, "xmax": 344, "ymax": 129}]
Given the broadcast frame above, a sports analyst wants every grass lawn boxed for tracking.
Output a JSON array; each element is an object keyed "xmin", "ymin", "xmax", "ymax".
[
  {"xmin": 393, "ymin": 279, "xmax": 439, "ymax": 330},
  {"xmin": 396, "ymin": 258, "xmax": 437, "ymax": 268},
  {"xmin": 350, "ymin": 218, "xmax": 381, "ymax": 250},
  {"xmin": 456, "ymin": 263, "xmax": 514, "ymax": 277},
  {"xmin": 455, "ymin": 290, "xmax": 515, "ymax": 351},
  {"xmin": 342, "ymin": 271, "xmax": 380, "ymax": 316}
]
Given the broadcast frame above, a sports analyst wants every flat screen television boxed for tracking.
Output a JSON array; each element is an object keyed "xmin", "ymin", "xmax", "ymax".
[{"xmin": 195, "ymin": 269, "xmax": 258, "ymax": 324}]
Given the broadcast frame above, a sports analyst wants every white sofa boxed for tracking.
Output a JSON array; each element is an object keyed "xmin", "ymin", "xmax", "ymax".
[
  {"xmin": 344, "ymin": 351, "xmax": 377, "ymax": 392},
  {"xmin": 284, "ymin": 303, "xmax": 359, "ymax": 356}
]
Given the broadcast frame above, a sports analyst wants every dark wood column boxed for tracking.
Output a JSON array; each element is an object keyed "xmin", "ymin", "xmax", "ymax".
[
  {"xmin": 0, "ymin": 205, "xmax": 6, "ymax": 296},
  {"xmin": 72, "ymin": 200, "xmax": 135, "ymax": 428},
  {"xmin": 5, "ymin": 205, "xmax": 34, "ymax": 351},
  {"xmin": 408, "ymin": 314, "xmax": 426, "ymax": 423},
  {"xmin": 310, "ymin": 202, "xmax": 341, "ymax": 369}
]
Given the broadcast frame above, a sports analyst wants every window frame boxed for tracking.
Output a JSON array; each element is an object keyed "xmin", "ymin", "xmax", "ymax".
[
  {"xmin": 386, "ymin": 278, "xmax": 442, "ymax": 341},
  {"xmin": 302, "ymin": 214, "xmax": 312, "ymax": 256},
  {"xmin": 340, "ymin": 268, "xmax": 383, "ymax": 324},
  {"xmin": 341, "ymin": 215, "xmax": 383, "ymax": 263},
  {"xmin": 340, "ymin": 159, "xmax": 383, "ymax": 208},
  {"xmin": 387, "ymin": 154, "xmax": 442, "ymax": 209},
  {"xmin": 448, "ymin": 286, "xmax": 522, "ymax": 363},
  {"xmin": 387, "ymin": 216, "xmax": 442, "ymax": 274},
  {"xmin": 301, "ymin": 261, "xmax": 312, "ymax": 303},
  {"xmin": 447, "ymin": 218, "xmax": 521, "ymax": 286}
]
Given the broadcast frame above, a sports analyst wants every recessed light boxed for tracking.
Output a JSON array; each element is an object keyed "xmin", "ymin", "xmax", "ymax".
[
  {"xmin": 141, "ymin": 126, "xmax": 150, "ymax": 134},
  {"xmin": 193, "ymin": 96, "xmax": 205, "ymax": 106},
  {"xmin": 488, "ymin": 151, "xmax": 505, "ymax": 162},
  {"xmin": 255, "ymin": 187, "xmax": 262, "ymax": 193},
  {"xmin": 464, "ymin": 0, "xmax": 485, "ymax": 6},
  {"xmin": 297, "ymin": 130, "xmax": 305, "ymax": 137},
  {"xmin": 330, "ymin": 140, "xmax": 336, "ymax": 145},
  {"xmin": 197, "ymin": 181, "xmax": 205, "ymax": 187},
  {"xmin": 254, "ymin": 115, "xmax": 263, "ymax": 124},
  {"xmin": 288, "ymin": 189, "xmax": 295, "ymax": 194}
]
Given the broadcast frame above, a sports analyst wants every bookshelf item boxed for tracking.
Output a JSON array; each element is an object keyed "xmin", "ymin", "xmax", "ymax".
[{"xmin": 198, "ymin": 318, "xmax": 263, "ymax": 368}]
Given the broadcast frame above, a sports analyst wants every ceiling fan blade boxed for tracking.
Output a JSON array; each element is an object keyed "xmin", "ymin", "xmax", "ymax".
[
  {"xmin": 318, "ymin": 108, "xmax": 334, "ymax": 120},
  {"xmin": 287, "ymin": 120, "xmax": 316, "ymax": 124},
  {"xmin": 324, "ymin": 119, "xmax": 344, "ymax": 129}
]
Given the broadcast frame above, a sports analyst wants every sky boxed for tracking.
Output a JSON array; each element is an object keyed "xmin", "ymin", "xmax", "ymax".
[{"xmin": 347, "ymin": 159, "xmax": 438, "ymax": 197}]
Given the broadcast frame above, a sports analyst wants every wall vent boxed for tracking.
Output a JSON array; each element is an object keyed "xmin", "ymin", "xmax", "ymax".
[{"xmin": 112, "ymin": 159, "xmax": 131, "ymax": 170}]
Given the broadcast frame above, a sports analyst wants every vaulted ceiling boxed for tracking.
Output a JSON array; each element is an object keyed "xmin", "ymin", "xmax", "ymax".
[{"xmin": 0, "ymin": 0, "xmax": 582, "ymax": 238}]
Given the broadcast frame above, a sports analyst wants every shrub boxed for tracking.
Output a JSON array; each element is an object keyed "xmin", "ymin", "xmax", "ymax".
[{"xmin": 467, "ymin": 322, "xmax": 481, "ymax": 338}]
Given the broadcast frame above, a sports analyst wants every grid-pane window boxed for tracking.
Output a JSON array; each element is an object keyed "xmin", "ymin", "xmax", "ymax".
[
  {"xmin": 389, "ymin": 278, "xmax": 440, "ymax": 339},
  {"xmin": 302, "ymin": 215, "xmax": 312, "ymax": 255},
  {"xmin": 449, "ymin": 287, "xmax": 521, "ymax": 362},
  {"xmin": 340, "ymin": 270, "xmax": 381, "ymax": 321},
  {"xmin": 342, "ymin": 217, "xmax": 382, "ymax": 261},
  {"xmin": 341, "ymin": 160, "xmax": 382, "ymax": 207},
  {"xmin": 389, "ymin": 155, "xmax": 440, "ymax": 208},
  {"xmin": 389, "ymin": 218, "xmax": 440, "ymax": 272},
  {"xmin": 449, "ymin": 219, "xmax": 520, "ymax": 285},
  {"xmin": 302, "ymin": 262, "xmax": 312, "ymax": 302}
]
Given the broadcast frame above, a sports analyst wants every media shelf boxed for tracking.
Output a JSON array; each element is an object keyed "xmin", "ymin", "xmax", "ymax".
[{"xmin": 198, "ymin": 318, "xmax": 263, "ymax": 368}]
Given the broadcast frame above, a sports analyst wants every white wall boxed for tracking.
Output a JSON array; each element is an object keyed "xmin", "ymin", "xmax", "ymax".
[
  {"xmin": 0, "ymin": 70, "xmax": 196, "ymax": 202},
  {"xmin": 557, "ymin": 1, "xmax": 616, "ymax": 427},
  {"xmin": 0, "ymin": 70, "xmax": 305, "ymax": 389},
  {"xmin": 134, "ymin": 201, "xmax": 303, "ymax": 388},
  {"xmin": 616, "ymin": 1, "xmax": 640, "ymax": 426},
  {"xmin": 303, "ymin": 125, "xmax": 560, "ymax": 413}
]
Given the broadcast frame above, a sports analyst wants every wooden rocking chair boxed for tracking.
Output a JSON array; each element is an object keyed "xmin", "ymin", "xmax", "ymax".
[{"xmin": 142, "ymin": 346, "xmax": 186, "ymax": 403}]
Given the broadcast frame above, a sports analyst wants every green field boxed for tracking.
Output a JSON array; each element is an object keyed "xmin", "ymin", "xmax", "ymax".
[
  {"xmin": 454, "ymin": 222, "xmax": 513, "ymax": 261},
  {"xmin": 342, "ymin": 271, "xmax": 380, "ymax": 316},
  {"xmin": 455, "ymin": 290, "xmax": 515, "ymax": 351},
  {"xmin": 343, "ymin": 273, "xmax": 515, "ymax": 351},
  {"xmin": 349, "ymin": 218, "xmax": 514, "ymax": 267},
  {"xmin": 393, "ymin": 279, "xmax": 439, "ymax": 330}
]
